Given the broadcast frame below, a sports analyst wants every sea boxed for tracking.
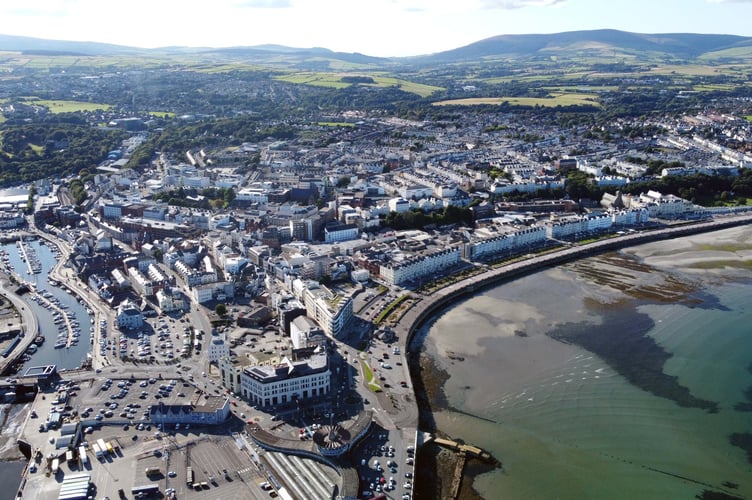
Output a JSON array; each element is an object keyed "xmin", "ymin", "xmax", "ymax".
[{"xmin": 414, "ymin": 225, "xmax": 752, "ymax": 499}]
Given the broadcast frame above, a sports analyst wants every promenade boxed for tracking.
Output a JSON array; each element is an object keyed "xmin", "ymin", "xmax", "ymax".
[{"xmin": 391, "ymin": 214, "xmax": 752, "ymax": 347}]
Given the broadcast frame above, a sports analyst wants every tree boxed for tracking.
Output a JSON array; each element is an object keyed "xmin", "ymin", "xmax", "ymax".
[{"xmin": 215, "ymin": 304, "xmax": 227, "ymax": 316}]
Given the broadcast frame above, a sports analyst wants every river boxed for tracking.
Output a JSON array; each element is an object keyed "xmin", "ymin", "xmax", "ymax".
[{"xmin": 415, "ymin": 225, "xmax": 752, "ymax": 499}]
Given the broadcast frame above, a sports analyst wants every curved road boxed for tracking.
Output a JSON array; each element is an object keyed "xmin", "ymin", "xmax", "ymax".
[{"xmin": 384, "ymin": 214, "xmax": 752, "ymax": 443}]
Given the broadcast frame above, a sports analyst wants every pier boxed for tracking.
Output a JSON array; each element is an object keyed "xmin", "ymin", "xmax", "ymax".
[
  {"xmin": 29, "ymin": 291, "xmax": 78, "ymax": 349},
  {"xmin": 428, "ymin": 436, "xmax": 499, "ymax": 499},
  {"xmin": 16, "ymin": 238, "xmax": 34, "ymax": 275}
]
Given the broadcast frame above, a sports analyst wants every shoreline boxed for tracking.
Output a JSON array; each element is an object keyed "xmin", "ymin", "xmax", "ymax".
[{"xmin": 398, "ymin": 217, "xmax": 752, "ymax": 499}]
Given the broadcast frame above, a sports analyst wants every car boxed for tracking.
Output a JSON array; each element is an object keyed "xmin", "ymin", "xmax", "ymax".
[{"xmin": 168, "ymin": 471, "xmax": 177, "ymax": 477}]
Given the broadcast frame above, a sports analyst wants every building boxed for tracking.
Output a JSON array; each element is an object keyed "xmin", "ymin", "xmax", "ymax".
[
  {"xmin": 301, "ymin": 285, "xmax": 353, "ymax": 338},
  {"xmin": 219, "ymin": 355, "xmax": 255, "ymax": 395},
  {"xmin": 116, "ymin": 300, "xmax": 143, "ymax": 329},
  {"xmin": 240, "ymin": 352, "xmax": 330, "ymax": 407},
  {"xmin": 379, "ymin": 246, "xmax": 462, "ymax": 287},
  {"xmin": 208, "ymin": 337, "xmax": 231, "ymax": 364},
  {"xmin": 323, "ymin": 222, "xmax": 359, "ymax": 243},
  {"xmin": 149, "ymin": 394, "xmax": 230, "ymax": 426}
]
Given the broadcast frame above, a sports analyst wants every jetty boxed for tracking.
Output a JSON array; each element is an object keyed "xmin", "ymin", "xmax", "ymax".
[
  {"xmin": 428, "ymin": 435, "xmax": 498, "ymax": 499},
  {"xmin": 16, "ymin": 238, "xmax": 34, "ymax": 275}
]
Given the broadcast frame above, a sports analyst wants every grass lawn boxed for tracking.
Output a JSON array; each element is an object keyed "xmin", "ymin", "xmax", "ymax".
[
  {"xmin": 360, "ymin": 360, "xmax": 382, "ymax": 392},
  {"xmin": 432, "ymin": 93, "xmax": 600, "ymax": 107},
  {"xmin": 31, "ymin": 99, "xmax": 112, "ymax": 113}
]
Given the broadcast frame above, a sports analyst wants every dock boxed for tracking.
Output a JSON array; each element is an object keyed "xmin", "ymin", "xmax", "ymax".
[{"xmin": 30, "ymin": 292, "xmax": 78, "ymax": 348}]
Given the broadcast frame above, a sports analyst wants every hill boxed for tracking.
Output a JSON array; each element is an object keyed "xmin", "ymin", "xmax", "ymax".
[
  {"xmin": 3, "ymin": 30, "xmax": 752, "ymax": 68},
  {"xmin": 412, "ymin": 29, "xmax": 752, "ymax": 63}
]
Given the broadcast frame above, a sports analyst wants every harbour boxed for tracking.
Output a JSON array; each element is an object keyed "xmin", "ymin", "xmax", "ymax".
[{"xmin": 0, "ymin": 238, "xmax": 93, "ymax": 373}]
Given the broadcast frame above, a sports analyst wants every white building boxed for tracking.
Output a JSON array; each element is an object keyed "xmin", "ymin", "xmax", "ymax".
[
  {"xmin": 240, "ymin": 353, "xmax": 330, "ymax": 407},
  {"xmin": 324, "ymin": 223, "xmax": 359, "ymax": 243},
  {"xmin": 379, "ymin": 246, "xmax": 462, "ymax": 287},
  {"xmin": 208, "ymin": 338, "xmax": 231, "ymax": 364},
  {"xmin": 302, "ymin": 285, "xmax": 353, "ymax": 338},
  {"xmin": 156, "ymin": 288, "xmax": 187, "ymax": 313},
  {"xmin": 116, "ymin": 300, "xmax": 143, "ymax": 329}
]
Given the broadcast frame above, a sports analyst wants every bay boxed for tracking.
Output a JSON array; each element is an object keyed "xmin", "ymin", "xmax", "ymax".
[{"xmin": 416, "ymin": 226, "xmax": 752, "ymax": 499}]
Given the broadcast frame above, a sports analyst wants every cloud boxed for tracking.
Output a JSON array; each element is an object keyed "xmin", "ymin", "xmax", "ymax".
[
  {"xmin": 234, "ymin": 0, "xmax": 292, "ymax": 7},
  {"xmin": 480, "ymin": 0, "xmax": 566, "ymax": 8}
]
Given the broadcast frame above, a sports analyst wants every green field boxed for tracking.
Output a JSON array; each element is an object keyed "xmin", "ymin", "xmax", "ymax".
[
  {"xmin": 30, "ymin": 99, "xmax": 112, "ymax": 113},
  {"xmin": 745, "ymin": 116, "xmax": 752, "ymax": 122},
  {"xmin": 274, "ymin": 72, "xmax": 443, "ymax": 97},
  {"xmin": 317, "ymin": 122, "xmax": 355, "ymax": 127},
  {"xmin": 432, "ymin": 93, "xmax": 600, "ymax": 107}
]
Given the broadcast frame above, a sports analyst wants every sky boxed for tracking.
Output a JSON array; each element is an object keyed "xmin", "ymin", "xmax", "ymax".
[{"xmin": 1, "ymin": 0, "xmax": 752, "ymax": 57}]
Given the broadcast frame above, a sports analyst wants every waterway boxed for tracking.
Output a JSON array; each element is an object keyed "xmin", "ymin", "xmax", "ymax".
[
  {"xmin": 2, "ymin": 239, "xmax": 93, "ymax": 371},
  {"xmin": 416, "ymin": 226, "xmax": 752, "ymax": 499}
]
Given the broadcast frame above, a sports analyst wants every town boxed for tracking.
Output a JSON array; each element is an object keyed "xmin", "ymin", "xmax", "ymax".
[{"xmin": 1, "ymin": 32, "xmax": 752, "ymax": 500}]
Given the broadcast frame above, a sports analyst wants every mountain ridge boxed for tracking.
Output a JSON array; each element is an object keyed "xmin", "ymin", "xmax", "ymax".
[{"xmin": 2, "ymin": 29, "xmax": 752, "ymax": 65}]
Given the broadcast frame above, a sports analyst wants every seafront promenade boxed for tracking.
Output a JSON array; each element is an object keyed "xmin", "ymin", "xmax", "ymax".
[{"xmin": 391, "ymin": 213, "xmax": 752, "ymax": 356}]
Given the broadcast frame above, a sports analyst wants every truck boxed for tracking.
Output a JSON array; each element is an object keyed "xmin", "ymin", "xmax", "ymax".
[
  {"xmin": 51, "ymin": 458, "xmax": 59, "ymax": 474},
  {"xmin": 96, "ymin": 439, "xmax": 107, "ymax": 455},
  {"xmin": 78, "ymin": 445, "xmax": 88, "ymax": 466},
  {"xmin": 186, "ymin": 466, "xmax": 194, "ymax": 486},
  {"xmin": 106, "ymin": 442, "xmax": 115, "ymax": 455},
  {"xmin": 92, "ymin": 443, "xmax": 103, "ymax": 459}
]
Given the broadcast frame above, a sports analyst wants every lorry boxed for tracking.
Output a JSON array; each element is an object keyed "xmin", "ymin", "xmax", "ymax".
[{"xmin": 78, "ymin": 445, "xmax": 88, "ymax": 466}]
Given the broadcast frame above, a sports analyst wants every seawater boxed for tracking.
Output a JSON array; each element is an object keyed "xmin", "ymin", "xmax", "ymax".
[
  {"xmin": 0, "ymin": 461, "xmax": 25, "ymax": 500},
  {"xmin": 3, "ymin": 239, "xmax": 92, "ymax": 370},
  {"xmin": 418, "ymin": 229, "xmax": 752, "ymax": 499}
]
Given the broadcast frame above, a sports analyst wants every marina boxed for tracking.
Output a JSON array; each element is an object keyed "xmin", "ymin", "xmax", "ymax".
[{"xmin": 1, "ymin": 238, "xmax": 93, "ymax": 372}]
